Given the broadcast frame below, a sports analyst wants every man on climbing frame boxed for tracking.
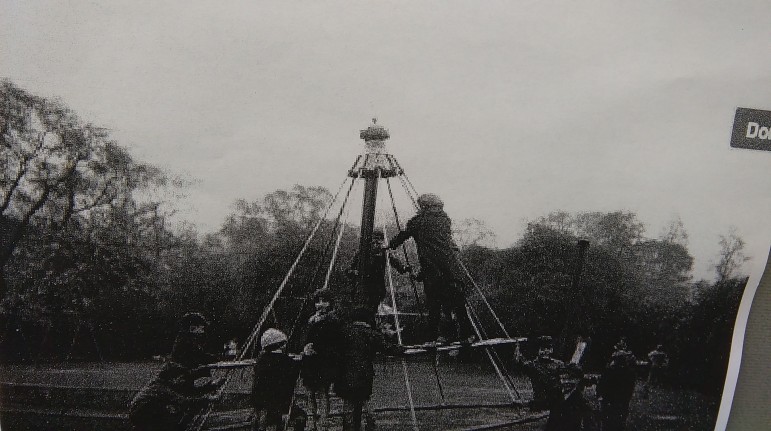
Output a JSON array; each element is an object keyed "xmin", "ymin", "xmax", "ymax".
[
  {"xmin": 386, "ymin": 193, "xmax": 474, "ymax": 345},
  {"xmin": 347, "ymin": 229, "xmax": 412, "ymax": 318}
]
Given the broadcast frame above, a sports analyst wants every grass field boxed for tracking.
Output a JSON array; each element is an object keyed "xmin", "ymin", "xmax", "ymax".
[{"xmin": 0, "ymin": 357, "xmax": 720, "ymax": 430}]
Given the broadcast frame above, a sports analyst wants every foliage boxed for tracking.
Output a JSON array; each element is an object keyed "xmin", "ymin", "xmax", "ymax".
[
  {"xmin": 0, "ymin": 82, "xmax": 749, "ymax": 396},
  {"xmin": 453, "ymin": 218, "xmax": 496, "ymax": 250},
  {"xmin": 1, "ymin": 80, "xmax": 166, "ymax": 269},
  {"xmin": 675, "ymin": 277, "xmax": 747, "ymax": 394},
  {"xmin": 459, "ymin": 210, "xmax": 743, "ymax": 384},
  {"xmin": 1, "ymin": 80, "xmax": 173, "ymax": 360},
  {"xmin": 160, "ymin": 185, "xmax": 357, "ymax": 350},
  {"xmin": 714, "ymin": 227, "xmax": 750, "ymax": 283}
]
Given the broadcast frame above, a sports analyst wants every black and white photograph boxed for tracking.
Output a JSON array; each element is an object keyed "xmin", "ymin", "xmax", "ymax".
[{"xmin": 1, "ymin": 2, "xmax": 770, "ymax": 430}]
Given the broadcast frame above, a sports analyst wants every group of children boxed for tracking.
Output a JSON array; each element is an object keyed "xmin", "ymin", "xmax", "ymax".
[
  {"xmin": 251, "ymin": 192, "xmax": 472, "ymax": 431},
  {"xmin": 252, "ymin": 290, "xmax": 399, "ymax": 431},
  {"xmin": 130, "ymin": 193, "xmax": 472, "ymax": 431},
  {"xmin": 513, "ymin": 335, "xmax": 670, "ymax": 431}
]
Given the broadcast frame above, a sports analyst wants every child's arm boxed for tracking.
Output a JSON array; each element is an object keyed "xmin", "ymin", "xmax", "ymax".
[
  {"xmin": 374, "ymin": 329, "xmax": 407, "ymax": 356},
  {"xmin": 388, "ymin": 252, "xmax": 411, "ymax": 275},
  {"xmin": 347, "ymin": 253, "xmax": 360, "ymax": 278},
  {"xmin": 388, "ymin": 230, "xmax": 412, "ymax": 250}
]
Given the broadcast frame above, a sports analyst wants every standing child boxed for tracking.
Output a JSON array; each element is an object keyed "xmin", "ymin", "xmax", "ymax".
[
  {"xmin": 646, "ymin": 344, "xmax": 669, "ymax": 386},
  {"xmin": 252, "ymin": 328, "xmax": 307, "ymax": 431},
  {"xmin": 597, "ymin": 340, "xmax": 638, "ymax": 431},
  {"xmin": 335, "ymin": 307, "xmax": 401, "ymax": 431},
  {"xmin": 513, "ymin": 336, "xmax": 566, "ymax": 412},
  {"xmin": 387, "ymin": 193, "xmax": 473, "ymax": 344},
  {"xmin": 301, "ymin": 288, "xmax": 342, "ymax": 431}
]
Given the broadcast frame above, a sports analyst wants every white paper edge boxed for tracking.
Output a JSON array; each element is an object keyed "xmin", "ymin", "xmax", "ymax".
[{"xmin": 714, "ymin": 243, "xmax": 770, "ymax": 431}]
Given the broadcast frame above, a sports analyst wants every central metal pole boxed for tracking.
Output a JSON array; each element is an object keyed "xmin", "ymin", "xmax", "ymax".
[
  {"xmin": 355, "ymin": 170, "xmax": 379, "ymax": 307},
  {"xmin": 349, "ymin": 119, "xmax": 401, "ymax": 317}
]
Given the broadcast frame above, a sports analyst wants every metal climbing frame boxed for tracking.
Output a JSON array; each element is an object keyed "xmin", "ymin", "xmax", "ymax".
[{"xmin": 190, "ymin": 119, "xmax": 533, "ymax": 431}]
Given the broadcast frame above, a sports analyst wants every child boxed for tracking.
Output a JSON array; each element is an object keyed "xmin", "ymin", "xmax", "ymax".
[
  {"xmin": 130, "ymin": 314, "xmax": 224, "ymax": 431},
  {"xmin": 387, "ymin": 194, "xmax": 473, "ymax": 344},
  {"xmin": 252, "ymin": 328, "xmax": 307, "ymax": 431},
  {"xmin": 335, "ymin": 307, "xmax": 401, "ymax": 431},
  {"xmin": 348, "ymin": 229, "xmax": 411, "ymax": 319},
  {"xmin": 597, "ymin": 340, "xmax": 638, "ymax": 431},
  {"xmin": 130, "ymin": 361, "xmax": 218, "ymax": 431},
  {"xmin": 301, "ymin": 289, "xmax": 342, "ymax": 431},
  {"xmin": 646, "ymin": 344, "xmax": 669, "ymax": 386},
  {"xmin": 170, "ymin": 312, "xmax": 222, "ymax": 394},
  {"xmin": 513, "ymin": 336, "xmax": 566, "ymax": 412},
  {"xmin": 224, "ymin": 338, "xmax": 238, "ymax": 361}
]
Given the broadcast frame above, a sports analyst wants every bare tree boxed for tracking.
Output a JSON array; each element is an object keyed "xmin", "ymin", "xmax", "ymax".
[
  {"xmin": 714, "ymin": 227, "xmax": 750, "ymax": 282},
  {"xmin": 1, "ymin": 80, "xmax": 168, "ymax": 298},
  {"xmin": 660, "ymin": 216, "xmax": 689, "ymax": 247},
  {"xmin": 453, "ymin": 217, "xmax": 496, "ymax": 250}
]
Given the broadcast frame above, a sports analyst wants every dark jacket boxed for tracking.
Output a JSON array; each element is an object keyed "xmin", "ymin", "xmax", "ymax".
[
  {"xmin": 521, "ymin": 357, "xmax": 567, "ymax": 410},
  {"xmin": 647, "ymin": 349, "xmax": 669, "ymax": 369},
  {"xmin": 170, "ymin": 334, "xmax": 219, "ymax": 396},
  {"xmin": 171, "ymin": 334, "xmax": 211, "ymax": 366},
  {"xmin": 302, "ymin": 310, "xmax": 343, "ymax": 390},
  {"xmin": 388, "ymin": 208, "xmax": 464, "ymax": 282},
  {"xmin": 597, "ymin": 350, "xmax": 637, "ymax": 402},
  {"xmin": 306, "ymin": 310, "xmax": 343, "ymax": 357},
  {"xmin": 252, "ymin": 351, "xmax": 300, "ymax": 414},
  {"xmin": 129, "ymin": 362, "xmax": 210, "ymax": 431},
  {"xmin": 348, "ymin": 248, "xmax": 409, "ymax": 298},
  {"xmin": 335, "ymin": 321, "xmax": 393, "ymax": 402}
]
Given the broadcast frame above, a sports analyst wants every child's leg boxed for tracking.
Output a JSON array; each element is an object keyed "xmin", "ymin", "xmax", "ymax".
[
  {"xmin": 341, "ymin": 399, "xmax": 355, "ymax": 431},
  {"xmin": 319, "ymin": 388, "xmax": 330, "ymax": 431},
  {"xmin": 266, "ymin": 410, "xmax": 284, "ymax": 431},
  {"xmin": 447, "ymin": 282, "xmax": 473, "ymax": 342},
  {"xmin": 290, "ymin": 404, "xmax": 308, "ymax": 431},
  {"xmin": 309, "ymin": 391, "xmax": 319, "ymax": 430},
  {"xmin": 251, "ymin": 408, "xmax": 267, "ymax": 431},
  {"xmin": 423, "ymin": 279, "xmax": 442, "ymax": 341},
  {"xmin": 352, "ymin": 402, "xmax": 363, "ymax": 431},
  {"xmin": 362, "ymin": 399, "xmax": 376, "ymax": 431}
]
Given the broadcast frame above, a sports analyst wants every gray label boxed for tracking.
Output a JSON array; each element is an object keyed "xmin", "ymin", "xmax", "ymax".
[{"xmin": 731, "ymin": 108, "xmax": 771, "ymax": 151}]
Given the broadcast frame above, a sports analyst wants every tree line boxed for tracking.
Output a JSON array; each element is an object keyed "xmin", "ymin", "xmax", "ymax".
[
  {"xmin": 460, "ymin": 211, "xmax": 747, "ymax": 394},
  {"xmin": 1, "ymin": 81, "xmax": 748, "ymax": 395}
]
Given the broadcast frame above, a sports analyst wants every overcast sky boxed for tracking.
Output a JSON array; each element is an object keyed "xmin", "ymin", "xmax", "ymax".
[{"xmin": 2, "ymin": 0, "xmax": 770, "ymax": 281}]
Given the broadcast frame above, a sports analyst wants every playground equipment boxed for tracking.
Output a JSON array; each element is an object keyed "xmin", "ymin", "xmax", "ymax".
[{"xmin": 190, "ymin": 119, "xmax": 556, "ymax": 431}]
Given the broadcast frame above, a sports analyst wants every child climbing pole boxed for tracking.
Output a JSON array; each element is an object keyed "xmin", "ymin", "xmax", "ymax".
[{"xmin": 347, "ymin": 228, "xmax": 412, "ymax": 319}]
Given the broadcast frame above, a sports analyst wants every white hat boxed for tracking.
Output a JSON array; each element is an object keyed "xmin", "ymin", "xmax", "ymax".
[{"xmin": 260, "ymin": 328, "xmax": 288, "ymax": 349}]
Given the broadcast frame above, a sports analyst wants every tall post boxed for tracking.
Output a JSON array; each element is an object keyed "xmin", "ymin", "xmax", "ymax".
[
  {"xmin": 348, "ymin": 119, "xmax": 400, "ymax": 314},
  {"xmin": 358, "ymin": 173, "xmax": 379, "ymax": 282},
  {"xmin": 559, "ymin": 238, "xmax": 591, "ymax": 358}
]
